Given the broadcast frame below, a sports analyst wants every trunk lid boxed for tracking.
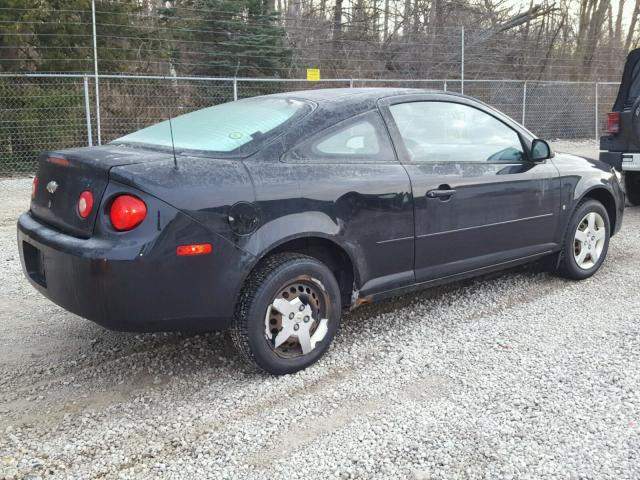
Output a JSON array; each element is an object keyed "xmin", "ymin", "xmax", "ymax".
[{"xmin": 31, "ymin": 145, "xmax": 173, "ymax": 238}]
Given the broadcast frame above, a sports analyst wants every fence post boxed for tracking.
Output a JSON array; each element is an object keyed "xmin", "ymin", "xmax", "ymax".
[
  {"xmin": 83, "ymin": 76, "xmax": 93, "ymax": 147},
  {"xmin": 91, "ymin": 0, "xmax": 102, "ymax": 145},
  {"xmin": 522, "ymin": 81, "xmax": 527, "ymax": 126},
  {"xmin": 444, "ymin": 79, "xmax": 447, "ymax": 92},
  {"xmin": 595, "ymin": 82, "xmax": 599, "ymax": 143},
  {"xmin": 233, "ymin": 78, "xmax": 238, "ymax": 101},
  {"xmin": 349, "ymin": 78, "xmax": 354, "ymax": 88},
  {"xmin": 461, "ymin": 26, "xmax": 465, "ymax": 95}
]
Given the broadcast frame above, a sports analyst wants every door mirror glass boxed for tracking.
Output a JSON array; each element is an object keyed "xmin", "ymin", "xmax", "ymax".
[{"xmin": 531, "ymin": 139, "xmax": 552, "ymax": 161}]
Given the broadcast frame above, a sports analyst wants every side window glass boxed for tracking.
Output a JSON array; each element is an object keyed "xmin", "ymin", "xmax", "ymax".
[
  {"xmin": 315, "ymin": 120, "xmax": 380, "ymax": 155},
  {"xmin": 286, "ymin": 111, "xmax": 395, "ymax": 163},
  {"xmin": 389, "ymin": 101, "xmax": 525, "ymax": 163}
]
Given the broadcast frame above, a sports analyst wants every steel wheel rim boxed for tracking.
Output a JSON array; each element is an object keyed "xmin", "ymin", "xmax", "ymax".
[
  {"xmin": 264, "ymin": 275, "xmax": 331, "ymax": 359},
  {"xmin": 573, "ymin": 212, "xmax": 606, "ymax": 270}
]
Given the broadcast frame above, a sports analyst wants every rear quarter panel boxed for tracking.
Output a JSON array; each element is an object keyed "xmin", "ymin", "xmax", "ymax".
[
  {"xmin": 110, "ymin": 156, "xmax": 260, "ymax": 309},
  {"xmin": 109, "ymin": 156, "xmax": 256, "ymax": 243}
]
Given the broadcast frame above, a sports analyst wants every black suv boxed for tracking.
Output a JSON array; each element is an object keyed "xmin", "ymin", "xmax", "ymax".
[{"xmin": 600, "ymin": 48, "xmax": 640, "ymax": 204}]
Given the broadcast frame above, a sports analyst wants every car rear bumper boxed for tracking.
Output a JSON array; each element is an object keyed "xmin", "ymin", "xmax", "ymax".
[
  {"xmin": 600, "ymin": 151, "xmax": 640, "ymax": 172},
  {"xmin": 17, "ymin": 211, "xmax": 251, "ymax": 332}
]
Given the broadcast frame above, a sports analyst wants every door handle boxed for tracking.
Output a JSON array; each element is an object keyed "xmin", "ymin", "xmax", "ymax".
[{"xmin": 426, "ymin": 188, "xmax": 456, "ymax": 199}]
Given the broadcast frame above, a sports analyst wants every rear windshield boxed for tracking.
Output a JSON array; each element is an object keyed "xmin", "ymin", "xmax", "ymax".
[{"xmin": 113, "ymin": 97, "xmax": 310, "ymax": 155}]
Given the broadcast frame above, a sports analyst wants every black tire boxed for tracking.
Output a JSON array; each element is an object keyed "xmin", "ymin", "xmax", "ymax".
[
  {"xmin": 625, "ymin": 172, "xmax": 640, "ymax": 206},
  {"xmin": 230, "ymin": 253, "xmax": 342, "ymax": 375},
  {"xmin": 556, "ymin": 199, "xmax": 610, "ymax": 280}
]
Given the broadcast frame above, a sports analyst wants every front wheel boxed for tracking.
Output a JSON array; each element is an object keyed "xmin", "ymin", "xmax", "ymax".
[
  {"xmin": 556, "ymin": 199, "xmax": 610, "ymax": 280},
  {"xmin": 230, "ymin": 253, "xmax": 342, "ymax": 375}
]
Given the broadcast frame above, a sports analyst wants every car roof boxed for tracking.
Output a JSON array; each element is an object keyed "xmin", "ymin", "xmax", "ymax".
[
  {"xmin": 265, "ymin": 87, "xmax": 536, "ymax": 146},
  {"xmin": 269, "ymin": 87, "xmax": 452, "ymax": 103}
]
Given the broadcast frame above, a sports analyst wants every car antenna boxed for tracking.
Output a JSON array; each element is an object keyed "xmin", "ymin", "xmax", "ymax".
[
  {"xmin": 165, "ymin": 74, "xmax": 179, "ymax": 170},
  {"xmin": 167, "ymin": 109, "xmax": 179, "ymax": 171}
]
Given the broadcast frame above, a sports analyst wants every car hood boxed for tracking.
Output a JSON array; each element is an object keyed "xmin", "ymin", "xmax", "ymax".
[{"xmin": 551, "ymin": 152, "xmax": 614, "ymax": 174}]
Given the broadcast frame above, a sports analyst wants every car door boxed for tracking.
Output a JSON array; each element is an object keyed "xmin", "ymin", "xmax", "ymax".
[
  {"xmin": 273, "ymin": 109, "xmax": 415, "ymax": 295},
  {"xmin": 379, "ymin": 95, "xmax": 562, "ymax": 283}
]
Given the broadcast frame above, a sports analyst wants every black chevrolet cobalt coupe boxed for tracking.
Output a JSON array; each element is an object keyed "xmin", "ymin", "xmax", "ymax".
[{"xmin": 18, "ymin": 88, "xmax": 624, "ymax": 374}]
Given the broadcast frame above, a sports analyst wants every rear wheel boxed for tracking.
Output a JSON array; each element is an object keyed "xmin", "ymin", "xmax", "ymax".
[
  {"xmin": 625, "ymin": 172, "xmax": 640, "ymax": 206},
  {"xmin": 556, "ymin": 199, "xmax": 610, "ymax": 280},
  {"xmin": 230, "ymin": 253, "xmax": 342, "ymax": 375}
]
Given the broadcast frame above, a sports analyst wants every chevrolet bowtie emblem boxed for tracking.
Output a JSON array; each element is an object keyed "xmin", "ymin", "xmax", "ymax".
[{"xmin": 46, "ymin": 180, "xmax": 59, "ymax": 194}]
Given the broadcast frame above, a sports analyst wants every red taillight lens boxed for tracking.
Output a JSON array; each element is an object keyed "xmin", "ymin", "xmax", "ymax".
[
  {"xmin": 176, "ymin": 243, "xmax": 213, "ymax": 256},
  {"xmin": 109, "ymin": 195, "xmax": 147, "ymax": 231},
  {"xmin": 78, "ymin": 190, "xmax": 94, "ymax": 219},
  {"xmin": 31, "ymin": 176, "xmax": 38, "ymax": 199},
  {"xmin": 607, "ymin": 112, "xmax": 620, "ymax": 133}
]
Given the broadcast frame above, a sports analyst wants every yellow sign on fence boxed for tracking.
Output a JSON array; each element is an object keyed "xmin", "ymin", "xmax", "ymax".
[{"xmin": 306, "ymin": 68, "xmax": 320, "ymax": 81}]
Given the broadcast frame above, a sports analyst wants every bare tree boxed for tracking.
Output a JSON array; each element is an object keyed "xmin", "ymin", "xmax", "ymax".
[{"xmin": 626, "ymin": 0, "xmax": 640, "ymax": 50}]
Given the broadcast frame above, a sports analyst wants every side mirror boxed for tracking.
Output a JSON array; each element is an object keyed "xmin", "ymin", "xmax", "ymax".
[{"xmin": 531, "ymin": 139, "xmax": 552, "ymax": 161}]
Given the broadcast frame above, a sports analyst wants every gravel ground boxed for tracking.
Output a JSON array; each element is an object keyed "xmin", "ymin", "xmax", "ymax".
[
  {"xmin": 549, "ymin": 139, "xmax": 601, "ymax": 159},
  {"xmin": 1, "ymin": 141, "xmax": 639, "ymax": 479}
]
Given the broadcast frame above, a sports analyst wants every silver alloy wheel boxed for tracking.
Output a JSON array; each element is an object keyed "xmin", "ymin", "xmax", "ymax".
[
  {"xmin": 264, "ymin": 276, "xmax": 330, "ymax": 358},
  {"xmin": 573, "ymin": 211, "xmax": 606, "ymax": 270}
]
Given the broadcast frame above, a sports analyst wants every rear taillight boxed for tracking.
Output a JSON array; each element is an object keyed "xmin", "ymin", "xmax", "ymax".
[
  {"xmin": 78, "ymin": 191, "xmax": 94, "ymax": 219},
  {"xmin": 607, "ymin": 112, "xmax": 620, "ymax": 133},
  {"xmin": 109, "ymin": 195, "xmax": 147, "ymax": 231},
  {"xmin": 31, "ymin": 176, "xmax": 38, "ymax": 199}
]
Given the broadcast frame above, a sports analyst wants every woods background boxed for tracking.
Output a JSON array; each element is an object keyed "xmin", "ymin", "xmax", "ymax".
[
  {"xmin": 2, "ymin": 0, "xmax": 638, "ymax": 80},
  {"xmin": 1, "ymin": 0, "xmax": 638, "ymax": 173}
]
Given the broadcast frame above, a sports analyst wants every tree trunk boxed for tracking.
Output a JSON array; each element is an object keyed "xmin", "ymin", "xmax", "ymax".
[
  {"xmin": 372, "ymin": 0, "xmax": 379, "ymax": 38},
  {"xmin": 287, "ymin": 0, "xmax": 300, "ymax": 17},
  {"xmin": 413, "ymin": 0, "xmax": 420, "ymax": 33},
  {"xmin": 615, "ymin": 0, "xmax": 625, "ymax": 44},
  {"xmin": 265, "ymin": 0, "xmax": 276, "ymax": 13},
  {"xmin": 626, "ymin": 0, "xmax": 640, "ymax": 51},
  {"xmin": 581, "ymin": 0, "xmax": 609, "ymax": 78},
  {"xmin": 404, "ymin": 0, "xmax": 412, "ymax": 34},
  {"xmin": 384, "ymin": 0, "xmax": 390, "ymax": 39},
  {"xmin": 333, "ymin": 0, "xmax": 343, "ymax": 46}
]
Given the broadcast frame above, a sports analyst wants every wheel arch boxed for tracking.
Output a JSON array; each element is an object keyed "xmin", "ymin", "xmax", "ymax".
[
  {"xmin": 578, "ymin": 186, "xmax": 618, "ymax": 234},
  {"xmin": 245, "ymin": 235, "xmax": 358, "ymax": 308}
]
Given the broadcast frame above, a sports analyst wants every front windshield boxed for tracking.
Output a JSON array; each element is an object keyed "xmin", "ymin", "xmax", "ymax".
[{"xmin": 113, "ymin": 97, "xmax": 309, "ymax": 154}]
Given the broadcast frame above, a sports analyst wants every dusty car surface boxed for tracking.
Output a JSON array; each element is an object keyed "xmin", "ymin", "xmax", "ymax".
[{"xmin": 18, "ymin": 88, "xmax": 625, "ymax": 374}]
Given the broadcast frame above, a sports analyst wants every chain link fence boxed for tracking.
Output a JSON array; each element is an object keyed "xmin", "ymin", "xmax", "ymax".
[
  {"xmin": 0, "ymin": 75, "xmax": 91, "ymax": 174},
  {"xmin": 0, "ymin": 74, "xmax": 619, "ymax": 176}
]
